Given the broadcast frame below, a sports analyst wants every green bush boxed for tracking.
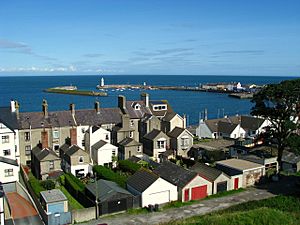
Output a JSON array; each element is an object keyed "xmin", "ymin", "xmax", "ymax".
[
  {"xmin": 40, "ymin": 180, "xmax": 55, "ymax": 190},
  {"xmin": 118, "ymin": 160, "xmax": 142, "ymax": 174},
  {"xmin": 28, "ymin": 173, "xmax": 45, "ymax": 198},
  {"xmin": 93, "ymin": 165, "xmax": 127, "ymax": 188},
  {"xmin": 64, "ymin": 173, "xmax": 85, "ymax": 192}
]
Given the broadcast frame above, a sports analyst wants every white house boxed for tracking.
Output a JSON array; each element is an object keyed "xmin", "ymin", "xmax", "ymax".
[
  {"xmin": 0, "ymin": 103, "xmax": 20, "ymax": 183},
  {"xmin": 127, "ymin": 169, "xmax": 178, "ymax": 207},
  {"xmin": 85, "ymin": 126, "xmax": 111, "ymax": 152},
  {"xmin": 91, "ymin": 140, "xmax": 118, "ymax": 166},
  {"xmin": 218, "ymin": 121, "xmax": 246, "ymax": 139}
]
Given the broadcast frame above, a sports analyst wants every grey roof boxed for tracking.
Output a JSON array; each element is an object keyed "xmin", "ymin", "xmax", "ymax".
[
  {"xmin": 119, "ymin": 137, "xmax": 142, "ymax": 147},
  {"xmin": 65, "ymin": 145, "xmax": 82, "ymax": 156},
  {"xmin": 168, "ymin": 127, "xmax": 185, "ymax": 138},
  {"xmin": 143, "ymin": 129, "xmax": 165, "ymax": 140},
  {"xmin": 92, "ymin": 140, "xmax": 108, "ymax": 150},
  {"xmin": 153, "ymin": 161, "xmax": 197, "ymax": 188},
  {"xmin": 218, "ymin": 121, "xmax": 238, "ymax": 134},
  {"xmin": 282, "ymin": 150, "xmax": 300, "ymax": 164},
  {"xmin": 32, "ymin": 146, "xmax": 60, "ymax": 161},
  {"xmin": 127, "ymin": 156, "xmax": 142, "ymax": 163},
  {"xmin": 229, "ymin": 116, "xmax": 265, "ymax": 131},
  {"xmin": 190, "ymin": 162, "xmax": 225, "ymax": 181},
  {"xmin": 59, "ymin": 143, "xmax": 70, "ymax": 154},
  {"xmin": 125, "ymin": 101, "xmax": 152, "ymax": 119},
  {"xmin": 0, "ymin": 107, "xmax": 18, "ymax": 131},
  {"xmin": 127, "ymin": 169, "xmax": 159, "ymax": 192},
  {"xmin": 0, "ymin": 156, "xmax": 18, "ymax": 166},
  {"xmin": 86, "ymin": 179, "xmax": 132, "ymax": 202},
  {"xmin": 149, "ymin": 100, "xmax": 174, "ymax": 117},
  {"xmin": 205, "ymin": 118, "xmax": 221, "ymax": 133},
  {"xmin": 40, "ymin": 189, "xmax": 67, "ymax": 203},
  {"xmin": 162, "ymin": 112, "xmax": 177, "ymax": 122}
]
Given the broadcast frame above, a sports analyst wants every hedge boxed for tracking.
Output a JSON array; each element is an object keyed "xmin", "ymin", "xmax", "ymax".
[
  {"xmin": 118, "ymin": 160, "xmax": 142, "ymax": 174},
  {"xmin": 93, "ymin": 165, "xmax": 127, "ymax": 188},
  {"xmin": 28, "ymin": 172, "xmax": 45, "ymax": 198},
  {"xmin": 64, "ymin": 173, "xmax": 85, "ymax": 192}
]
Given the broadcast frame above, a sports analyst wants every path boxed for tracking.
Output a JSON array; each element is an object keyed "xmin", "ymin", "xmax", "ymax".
[{"xmin": 83, "ymin": 187, "xmax": 275, "ymax": 225}]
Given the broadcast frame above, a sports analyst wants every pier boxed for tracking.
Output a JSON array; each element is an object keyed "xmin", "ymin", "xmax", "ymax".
[{"xmin": 44, "ymin": 88, "xmax": 107, "ymax": 97}]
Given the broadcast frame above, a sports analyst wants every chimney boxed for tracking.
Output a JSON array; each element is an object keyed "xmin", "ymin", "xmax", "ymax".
[
  {"xmin": 42, "ymin": 99, "xmax": 48, "ymax": 118},
  {"xmin": 10, "ymin": 100, "xmax": 16, "ymax": 112},
  {"xmin": 70, "ymin": 103, "xmax": 75, "ymax": 116},
  {"xmin": 94, "ymin": 101, "xmax": 100, "ymax": 114},
  {"xmin": 70, "ymin": 128, "xmax": 77, "ymax": 145},
  {"xmin": 15, "ymin": 101, "xmax": 20, "ymax": 120},
  {"xmin": 41, "ymin": 131, "xmax": 49, "ymax": 149},
  {"xmin": 118, "ymin": 95, "xmax": 126, "ymax": 112},
  {"xmin": 141, "ymin": 93, "xmax": 149, "ymax": 107},
  {"xmin": 183, "ymin": 114, "xmax": 187, "ymax": 129},
  {"xmin": 204, "ymin": 108, "xmax": 208, "ymax": 121}
]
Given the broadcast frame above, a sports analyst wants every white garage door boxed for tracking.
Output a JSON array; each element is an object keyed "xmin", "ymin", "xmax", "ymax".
[{"xmin": 149, "ymin": 190, "xmax": 170, "ymax": 205}]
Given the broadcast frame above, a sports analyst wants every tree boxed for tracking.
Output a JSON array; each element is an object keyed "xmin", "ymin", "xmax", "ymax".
[{"xmin": 251, "ymin": 79, "xmax": 300, "ymax": 167}]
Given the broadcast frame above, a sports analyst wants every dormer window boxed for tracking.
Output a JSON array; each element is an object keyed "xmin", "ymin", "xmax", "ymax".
[
  {"xmin": 134, "ymin": 104, "xmax": 141, "ymax": 110},
  {"xmin": 153, "ymin": 104, "xmax": 167, "ymax": 111},
  {"xmin": 79, "ymin": 156, "xmax": 84, "ymax": 163}
]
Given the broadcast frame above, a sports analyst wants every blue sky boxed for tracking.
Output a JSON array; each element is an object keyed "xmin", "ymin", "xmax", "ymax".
[{"xmin": 0, "ymin": 0, "xmax": 299, "ymax": 76}]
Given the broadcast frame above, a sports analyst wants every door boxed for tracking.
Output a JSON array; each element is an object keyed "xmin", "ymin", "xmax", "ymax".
[
  {"xmin": 191, "ymin": 185, "xmax": 207, "ymax": 200},
  {"xmin": 149, "ymin": 190, "xmax": 170, "ymax": 205},
  {"xmin": 184, "ymin": 189, "xmax": 189, "ymax": 202},
  {"xmin": 217, "ymin": 181, "xmax": 227, "ymax": 193},
  {"xmin": 234, "ymin": 178, "xmax": 239, "ymax": 189}
]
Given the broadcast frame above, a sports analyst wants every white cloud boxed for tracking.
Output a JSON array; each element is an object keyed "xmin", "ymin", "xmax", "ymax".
[{"xmin": 0, "ymin": 66, "xmax": 77, "ymax": 73}]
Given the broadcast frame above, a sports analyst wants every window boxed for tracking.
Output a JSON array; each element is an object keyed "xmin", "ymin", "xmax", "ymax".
[
  {"xmin": 49, "ymin": 160, "xmax": 54, "ymax": 170},
  {"xmin": 157, "ymin": 140, "xmax": 165, "ymax": 149},
  {"xmin": 105, "ymin": 134, "xmax": 109, "ymax": 140},
  {"xmin": 25, "ymin": 146, "xmax": 31, "ymax": 156},
  {"xmin": 53, "ymin": 130, "xmax": 59, "ymax": 139},
  {"xmin": 4, "ymin": 169, "xmax": 13, "ymax": 177},
  {"xmin": 24, "ymin": 132, "xmax": 30, "ymax": 141},
  {"xmin": 129, "ymin": 131, "xmax": 133, "ymax": 138},
  {"xmin": 137, "ymin": 146, "xmax": 141, "ymax": 152},
  {"xmin": 81, "ymin": 128, "xmax": 85, "ymax": 133},
  {"xmin": 130, "ymin": 120, "xmax": 134, "ymax": 127},
  {"xmin": 134, "ymin": 105, "xmax": 140, "ymax": 110},
  {"xmin": 79, "ymin": 156, "xmax": 84, "ymax": 163},
  {"xmin": 2, "ymin": 135, "xmax": 9, "ymax": 144},
  {"xmin": 82, "ymin": 140, "xmax": 85, "ymax": 147},
  {"xmin": 181, "ymin": 138, "xmax": 189, "ymax": 147},
  {"xmin": 153, "ymin": 105, "xmax": 167, "ymax": 111},
  {"xmin": 54, "ymin": 145, "xmax": 60, "ymax": 151},
  {"xmin": 3, "ymin": 149, "xmax": 11, "ymax": 156},
  {"xmin": 112, "ymin": 150, "xmax": 116, "ymax": 156}
]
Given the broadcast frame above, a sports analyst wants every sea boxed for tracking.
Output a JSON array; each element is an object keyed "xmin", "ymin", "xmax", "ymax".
[{"xmin": 0, "ymin": 75, "xmax": 297, "ymax": 125}]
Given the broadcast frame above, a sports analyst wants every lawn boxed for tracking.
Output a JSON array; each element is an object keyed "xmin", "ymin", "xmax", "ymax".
[
  {"xmin": 162, "ymin": 195, "xmax": 300, "ymax": 225},
  {"xmin": 59, "ymin": 185, "xmax": 84, "ymax": 210}
]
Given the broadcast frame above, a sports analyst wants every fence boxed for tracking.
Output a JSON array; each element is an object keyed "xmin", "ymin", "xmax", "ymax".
[{"xmin": 71, "ymin": 207, "xmax": 96, "ymax": 223}]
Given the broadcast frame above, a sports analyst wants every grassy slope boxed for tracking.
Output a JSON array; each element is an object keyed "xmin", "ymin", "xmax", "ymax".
[
  {"xmin": 59, "ymin": 186, "xmax": 84, "ymax": 210},
  {"xmin": 164, "ymin": 195, "xmax": 300, "ymax": 225}
]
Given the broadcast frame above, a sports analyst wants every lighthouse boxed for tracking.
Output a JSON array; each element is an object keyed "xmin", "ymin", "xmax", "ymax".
[{"xmin": 100, "ymin": 77, "xmax": 105, "ymax": 87}]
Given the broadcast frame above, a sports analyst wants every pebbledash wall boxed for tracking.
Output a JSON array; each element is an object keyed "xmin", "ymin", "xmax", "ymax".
[{"xmin": 71, "ymin": 207, "xmax": 96, "ymax": 223}]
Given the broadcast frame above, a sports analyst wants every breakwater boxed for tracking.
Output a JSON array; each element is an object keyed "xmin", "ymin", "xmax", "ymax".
[{"xmin": 44, "ymin": 88, "xmax": 107, "ymax": 96}]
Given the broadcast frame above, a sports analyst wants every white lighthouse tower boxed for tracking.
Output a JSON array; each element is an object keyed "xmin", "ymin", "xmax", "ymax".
[{"xmin": 100, "ymin": 77, "xmax": 105, "ymax": 87}]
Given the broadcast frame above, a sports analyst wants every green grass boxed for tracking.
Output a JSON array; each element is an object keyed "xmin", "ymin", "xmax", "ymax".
[
  {"xmin": 163, "ymin": 195, "xmax": 300, "ymax": 225},
  {"xmin": 127, "ymin": 207, "xmax": 149, "ymax": 215},
  {"xmin": 59, "ymin": 186, "xmax": 84, "ymax": 210},
  {"xmin": 28, "ymin": 172, "xmax": 45, "ymax": 198},
  {"xmin": 163, "ymin": 188, "xmax": 245, "ymax": 210}
]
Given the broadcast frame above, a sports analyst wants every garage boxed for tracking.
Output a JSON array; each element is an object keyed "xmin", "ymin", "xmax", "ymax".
[
  {"xmin": 191, "ymin": 185, "xmax": 207, "ymax": 200},
  {"xmin": 216, "ymin": 181, "xmax": 227, "ymax": 193},
  {"xmin": 149, "ymin": 190, "xmax": 170, "ymax": 204}
]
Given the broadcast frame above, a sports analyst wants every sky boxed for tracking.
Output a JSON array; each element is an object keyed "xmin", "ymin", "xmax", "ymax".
[{"xmin": 0, "ymin": 0, "xmax": 300, "ymax": 76}]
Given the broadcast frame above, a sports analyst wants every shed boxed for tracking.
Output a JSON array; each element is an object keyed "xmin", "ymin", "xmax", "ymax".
[
  {"xmin": 190, "ymin": 163, "xmax": 231, "ymax": 194},
  {"xmin": 216, "ymin": 158, "xmax": 265, "ymax": 187},
  {"xmin": 127, "ymin": 169, "xmax": 177, "ymax": 207},
  {"xmin": 282, "ymin": 151, "xmax": 300, "ymax": 173},
  {"xmin": 85, "ymin": 179, "xmax": 134, "ymax": 216}
]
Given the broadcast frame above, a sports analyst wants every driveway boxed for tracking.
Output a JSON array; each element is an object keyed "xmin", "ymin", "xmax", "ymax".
[
  {"xmin": 6, "ymin": 192, "xmax": 43, "ymax": 225},
  {"xmin": 83, "ymin": 187, "xmax": 275, "ymax": 225}
]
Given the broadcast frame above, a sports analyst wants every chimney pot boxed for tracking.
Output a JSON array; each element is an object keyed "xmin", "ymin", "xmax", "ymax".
[
  {"xmin": 42, "ymin": 99, "xmax": 48, "ymax": 118},
  {"xmin": 141, "ymin": 93, "xmax": 149, "ymax": 107},
  {"xmin": 118, "ymin": 95, "xmax": 126, "ymax": 112},
  {"xmin": 95, "ymin": 101, "xmax": 100, "ymax": 113},
  {"xmin": 70, "ymin": 103, "xmax": 75, "ymax": 116}
]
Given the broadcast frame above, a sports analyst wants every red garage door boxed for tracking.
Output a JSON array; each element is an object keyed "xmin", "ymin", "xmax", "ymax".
[{"xmin": 191, "ymin": 185, "xmax": 207, "ymax": 200}]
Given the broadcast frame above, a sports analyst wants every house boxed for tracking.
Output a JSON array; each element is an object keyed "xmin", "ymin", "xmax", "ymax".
[
  {"xmin": 154, "ymin": 161, "xmax": 212, "ymax": 202},
  {"xmin": 40, "ymin": 189, "xmax": 71, "ymax": 225},
  {"xmin": 127, "ymin": 169, "xmax": 177, "ymax": 207},
  {"xmin": 168, "ymin": 127, "xmax": 194, "ymax": 158},
  {"xmin": 218, "ymin": 121, "xmax": 246, "ymax": 139},
  {"xmin": 85, "ymin": 179, "xmax": 134, "ymax": 216},
  {"xmin": 118, "ymin": 137, "xmax": 143, "ymax": 160},
  {"xmin": 142, "ymin": 129, "xmax": 169, "ymax": 162},
  {"xmin": 139, "ymin": 114, "xmax": 161, "ymax": 141},
  {"xmin": 85, "ymin": 126, "xmax": 111, "ymax": 153},
  {"xmin": 282, "ymin": 150, "xmax": 300, "ymax": 172},
  {"xmin": 91, "ymin": 140, "xmax": 118, "ymax": 166},
  {"xmin": 0, "ymin": 103, "xmax": 20, "ymax": 183},
  {"xmin": 190, "ymin": 163, "xmax": 232, "ymax": 194},
  {"xmin": 216, "ymin": 158, "xmax": 265, "ymax": 187},
  {"xmin": 31, "ymin": 133, "xmax": 62, "ymax": 180},
  {"xmin": 239, "ymin": 154, "xmax": 278, "ymax": 173},
  {"xmin": 60, "ymin": 144, "xmax": 91, "ymax": 177},
  {"xmin": 161, "ymin": 112, "xmax": 186, "ymax": 134}
]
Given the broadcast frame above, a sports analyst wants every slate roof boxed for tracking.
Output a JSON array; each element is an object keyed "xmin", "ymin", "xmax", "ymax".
[
  {"xmin": 125, "ymin": 101, "xmax": 152, "ymax": 119},
  {"xmin": 168, "ymin": 127, "xmax": 185, "ymax": 138},
  {"xmin": 218, "ymin": 121, "xmax": 238, "ymax": 134},
  {"xmin": 149, "ymin": 100, "xmax": 174, "ymax": 117},
  {"xmin": 32, "ymin": 146, "xmax": 60, "ymax": 161},
  {"xmin": 216, "ymin": 158, "xmax": 264, "ymax": 171},
  {"xmin": 153, "ymin": 161, "xmax": 197, "ymax": 188},
  {"xmin": 143, "ymin": 129, "xmax": 164, "ymax": 140},
  {"xmin": 127, "ymin": 169, "xmax": 159, "ymax": 192},
  {"xmin": 282, "ymin": 150, "xmax": 300, "ymax": 164},
  {"xmin": 162, "ymin": 112, "xmax": 177, "ymax": 122},
  {"xmin": 127, "ymin": 155, "xmax": 142, "ymax": 163},
  {"xmin": 190, "ymin": 162, "xmax": 225, "ymax": 181},
  {"xmin": 40, "ymin": 189, "xmax": 67, "ymax": 203},
  {"xmin": 92, "ymin": 140, "xmax": 108, "ymax": 150},
  {"xmin": 118, "ymin": 137, "xmax": 142, "ymax": 147},
  {"xmin": 86, "ymin": 179, "xmax": 133, "ymax": 202},
  {"xmin": 0, "ymin": 107, "xmax": 18, "ymax": 131},
  {"xmin": 0, "ymin": 156, "xmax": 18, "ymax": 166}
]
